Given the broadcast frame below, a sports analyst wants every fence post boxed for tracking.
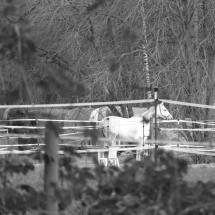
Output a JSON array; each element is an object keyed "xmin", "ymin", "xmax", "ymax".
[
  {"xmin": 36, "ymin": 118, "xmax": 39, "ymax": 147},
  {"xmin": 154, "ymin": 87, "xmax": 158, "ymax": 165},
  {"xmin": 142, "ymin": 119, "xmax": 144, "ymax": 159},
  {"xmin": 85, "ymin": 149, "xmax": 88, "ymax": 167},
  {"xmin": 5, "ymin": 135, "xmax": 10, "ymax": 160},
  {"xmin": 149, "ymin": 119, "xmax": 154, "ymax": 157},
  {"xmin": 43, "ymin": 122, "xmax": 59, "ymax": 215},
  {"xmin": 177, "ymin": 119, "xmax": 180, "ymax": 156}
]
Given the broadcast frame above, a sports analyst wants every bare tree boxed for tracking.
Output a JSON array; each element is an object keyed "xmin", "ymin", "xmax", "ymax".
[{"xmin": 2, "ymin": 0, "xmax": 215, "ymax": 145}]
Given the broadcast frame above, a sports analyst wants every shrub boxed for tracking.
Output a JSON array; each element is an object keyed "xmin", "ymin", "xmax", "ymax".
[{"xmin": 1, "ymin": 149, "xmax": 215, "ymax": 214}]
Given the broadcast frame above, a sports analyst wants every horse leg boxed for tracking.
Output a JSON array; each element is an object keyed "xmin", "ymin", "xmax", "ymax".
[
  {"xmin": 97, "ymin": 127, "xmax": 107, "ymax": 162},
  {"xmin": 108, "ymin": 133, "xmax": 117, "ymax": 147},
  {"xmin": 143, "ymin": 137, "xmax": 149, "ymax": 156},
  {"xmin": 136, "ymin": 139, "xmax": 143, "ymax": 161}
]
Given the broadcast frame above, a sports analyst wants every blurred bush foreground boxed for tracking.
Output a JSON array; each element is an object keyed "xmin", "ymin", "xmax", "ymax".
[{"xmin": 1, "ymin": 149, "xmax": 215, "ymax": 215}]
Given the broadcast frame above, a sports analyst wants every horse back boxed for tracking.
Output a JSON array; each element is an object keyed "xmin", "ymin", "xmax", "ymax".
[{"xmin": 102, "ymin": 116, "xmax": 143, "ymax": 139}]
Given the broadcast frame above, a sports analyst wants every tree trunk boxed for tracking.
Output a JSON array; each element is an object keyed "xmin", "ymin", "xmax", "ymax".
[
  {"xmin": 143, "ymin": 45, "xmax": 151, "ymax": 99},
  {"xmin": 120, "ymin": 105, "xmax": 128, "ymax": 118},
  {"xmin": 142, "ymin": 1, "xmax": 152, "ymax": 99},
  {"xmin": 43, "ymin": 122, "xmax": 59, "ymax": 215},
  {"xmin": 141, "ymin": 0, "xmax": 152, "ymax": 159},
  {"xmin": 127, "ymin": 104, "xmax": 133, "ymax": 117}
]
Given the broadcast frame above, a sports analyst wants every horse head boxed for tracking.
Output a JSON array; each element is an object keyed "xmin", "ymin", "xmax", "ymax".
[{"xmin": 157, "ymin": 102, "xmax": 173, "ymax": 120}]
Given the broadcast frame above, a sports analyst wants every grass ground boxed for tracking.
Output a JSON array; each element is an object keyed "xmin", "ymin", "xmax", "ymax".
[
  {"xmin": 8, "ymin": 155, "xmax": 215, "ymax": 190},
  {"xmin": 184, "ymin": 163, "xmax": 215, "ymax": 183},
  {"xmin": 6, "ymin": 158, "xmax": 215, "ymax": 215}
]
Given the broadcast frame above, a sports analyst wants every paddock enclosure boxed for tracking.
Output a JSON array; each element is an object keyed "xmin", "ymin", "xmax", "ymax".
[
  {"xmin": 0, "ymin": 98, "xmax": 215, "ymax": 165},
  {"xmin": 1, "ymin": 98, "xmax": 215, "ymax": 215},
  {"xmin": 0, "ymin": 105, "xmax": 149, "ymax": 150}
]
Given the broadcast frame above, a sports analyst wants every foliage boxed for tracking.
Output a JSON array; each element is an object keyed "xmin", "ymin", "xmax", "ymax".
[
  {"xmin": 0, "ymin": 0, "xmax": 86, "ymax": 105},
  {"xmin": 83, "ymin": 152, "xmax": 215, "ymax": 215},
  {"xmin": 1, "ymin": 150, "xmax": 215, "ymax": 214}
]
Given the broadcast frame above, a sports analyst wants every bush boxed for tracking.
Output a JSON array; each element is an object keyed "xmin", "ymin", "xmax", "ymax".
[{"xmin": 1, "ymin": 148, "xmax": 215, "ymax": 214}]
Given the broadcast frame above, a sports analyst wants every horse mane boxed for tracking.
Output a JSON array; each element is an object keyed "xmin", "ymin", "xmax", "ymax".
[
  {"xmin": 133, "ymin": 106, "xmax": 155, "ymax": 117},
  {"xmin": 131, "ymin": 106, "xmax": 155, "ymax": 123}
]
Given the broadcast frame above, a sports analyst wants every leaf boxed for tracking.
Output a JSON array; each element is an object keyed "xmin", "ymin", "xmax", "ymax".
[
  {"xmin": 122, "ymin": 28, "xmax": 130, "ymax": 40},
  {"xmin": 123, "ymin": 194, "xmax": 139, "ymax": 206},
  {"xmin": 76, "ymin": 83, "xmax": 86, "ymax": 96},
  {"xmin": 55, "ymin": 188, "xmax": 72, "ymax": 209},
  {"xmin": 129, "ymin": 32, "xmax": 138, "ymax": 44},
  {"xmin": 1, "ymin": 6, "xmax": 16, "ymax": 17},
  {"xmin": 122, "ymin": 28, "xmax": 139, "ymax": 44},
  {"xmin": 36, "ymin": 79, "xmax": 49, "ymax": 90},
  {"xmin": 133, "ymin": 27, "xmax": 143, "ymax": 37},
  {"xmin": 62, "ymin": 147, "xmax": 81, "ymax": 157},
  {"xmin": 29, "ymin": 151, "xmax": 43, "ymax": 162},
  {"xmin": 23, "ymin": 37, "xmax": 36, "ymax": 53},
  {"xmin": 18, "ymin": 184, "xmax": 37, "ymax": 195},
  {"xmin": 81, "ymin": 168, "xmax": 95, "ymax": 180},
  {"xmin": 37, "ymin": 72, "xmax": 86, "ymax": 98},
  {"xmin": 18, "ymin": 19, "xmax": 29, "ymax": 27},
  {"xmin": 4, "ymin": 163, "xmax": 34, "ymax": 176},
  {"xmin": 108, "ymin": 58, "xmax": 120, "ymax": 72},
  {"xmin": 131, "ymin": 84, "xmax": 152, "ymax": 91},
  {"xmin": 109, "ymin": 61, "xmax": 120, "ymax": 72},
  {"xmin": 6, "ymin": 87, "xmax": 20, "ymax": 104},
  {"xmin": 135, "ymin": 171, "xmax": 145, "ymax": 183},
  {"xmin": 106, "ymin": 0, "xmax": 115, "ymax": 7},
  {"xmin": 86, "ymin": 0, "xmax": 105, "ymax": 12}
]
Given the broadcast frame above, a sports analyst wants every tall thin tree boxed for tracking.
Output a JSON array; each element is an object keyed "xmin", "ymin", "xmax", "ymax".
[{"xmin": 142, "ymin": 0, "xmax": 151, "ymax": 99}]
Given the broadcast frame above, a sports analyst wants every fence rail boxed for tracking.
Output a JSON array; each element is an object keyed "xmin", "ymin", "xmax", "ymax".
[
  {"xmin": 2, "ymin": 98, "xmax": 215, "ymax": 215},
  {"xmin": 0, "ymin": 144, "xmax": 215, "ymax": 156}
]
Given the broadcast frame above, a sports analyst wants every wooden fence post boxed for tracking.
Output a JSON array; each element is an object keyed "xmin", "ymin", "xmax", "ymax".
[
  {"xmin": 142, "ymin": 119, "xmax": 145, "ymax": 159},
  {"xmin": 36, "ymin": 118, "xmax": 39, "ymax": 147},
  {"xmin": 177, "ymin": 119, "xmax": 180, "ymax": 156},
  {"xmin": 154, "ymin": 87, "xmax": 158, "ymax": 165},
  {"xmin": 43, "ymin": 122, "xmax": 59, "ymax": 215},
  {"xmin": 149, "ymin": 119, "xmax": 154, "ymax": 157}
]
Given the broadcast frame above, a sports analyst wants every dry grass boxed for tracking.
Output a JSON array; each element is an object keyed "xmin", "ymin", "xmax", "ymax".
[
  {"xmin": 8, "ymin": 157, "xmax": 215, "ymax": 191},
  {"xmin": 9, "ymin": 163, "xmax": 44, "ymax": 190},
  {"xmin": 6, "ymin": 157, "xmax": 215, "ymax": 215},
  {"xmin": 8, "ymin": 154, "xmax": 97, "ymax": 190},
  {"xmin": 184, "ymin": 163, "xmax": 215, "ymax": 183}
]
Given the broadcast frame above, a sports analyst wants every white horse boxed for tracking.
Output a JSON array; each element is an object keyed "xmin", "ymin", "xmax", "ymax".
[{"xmin": 100, "ymin": 102, "xmax": 173, "ymax": 160}]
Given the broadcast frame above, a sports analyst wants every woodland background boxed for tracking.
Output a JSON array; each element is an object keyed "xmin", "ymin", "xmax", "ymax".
[
  {"xmin": 1, "ymin": 2, "xmax": 215, "ymax": 214},
  {"xmin": 1, "ymin": 0, "xmax": 215, "ymax": 142}
]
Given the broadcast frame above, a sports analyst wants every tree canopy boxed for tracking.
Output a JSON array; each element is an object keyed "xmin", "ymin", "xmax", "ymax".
[{"xmin": 1, "ymin": 0, "xmax": 215, "ymax": 140}]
